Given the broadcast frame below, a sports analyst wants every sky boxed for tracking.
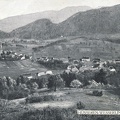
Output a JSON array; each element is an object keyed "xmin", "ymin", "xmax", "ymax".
[{"xmin": 0, "ymin": 0, "xmax": 120, "ymax": 20}]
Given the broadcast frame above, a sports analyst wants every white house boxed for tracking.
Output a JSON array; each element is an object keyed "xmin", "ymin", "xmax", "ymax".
[
  {"xmin": 81, "ymin": 57, "xmax": 90, "ymax": 62},
  {"xmin": 46, "ymin": 71, "xmax": 53, "ymax": 75}
]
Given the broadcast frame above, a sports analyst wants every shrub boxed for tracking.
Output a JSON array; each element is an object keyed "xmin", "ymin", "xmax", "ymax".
[
  {"xmin": 92, "ymin": 90, "xmax": 103, "ymax": 96},
  {"xmin": 27, "ymin": 81, "xmax": 39, "ymax": 90},
  {"xmin": 70, "ymin": 79, "xmax": 83, "ymax": 88},
  {"xmin": 26, "ymin": 94, "xmax": 55, "ymax": 103},
  {"xmin": 37, "ymin": 76, "xmax": 48, "ymax": 88},
  {"xmin": 43, "ymin": 95, "xmax": 55, "ymax": 101},
  {"xmin": 76, "ymin": 101, "xmax": 85, "ymax": 109},
  {"xmin": 0, "ymin": 99, "xmax": 8, "ymax": 107},
  {"xmin": 7, "ymin": 90, "xmax": 29, "ymax": 100},
  {"xmin": 18, "ymin": 107, "xmax": 77, "ymax": 120},
  {"xmin": 76, "ymin": 70, "xmax": 96, "ymax": 86},
  {"xmin": 106, "ymin": 72, "xmax": 120, "ymax": 87},
  {"xmin": 1, "ymin": 104, "xmax": 120, "ymax": 120}
]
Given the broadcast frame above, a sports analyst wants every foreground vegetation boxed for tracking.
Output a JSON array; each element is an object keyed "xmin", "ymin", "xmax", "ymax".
[
  {"xmin": 0, "ymin": 99, "xmax": 120, "ymax": 120},
  {"xmin": 0, "ymin": 65, "xmax": 120, "ymax": 100},
  {"xmin": 0, "ymin": 67, "xmax": 120, "ymax": 119}
]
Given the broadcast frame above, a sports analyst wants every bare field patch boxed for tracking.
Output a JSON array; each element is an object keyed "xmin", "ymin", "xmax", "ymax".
[{"xmin": 31, "ymin": 101, "xmax": 75, "ymax": 109}]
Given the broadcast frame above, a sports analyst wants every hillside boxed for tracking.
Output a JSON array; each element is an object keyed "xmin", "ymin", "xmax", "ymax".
[
  {"xmin": 0, "ymin": 6, "xmax": 91, "ymax": 32},
  {"xmin": 10, "ymin": 19, "xmax": 59, "ymax": 40},
  {"xmin": 34, "ymin": 36, "xmax": 120, "ymax": 60},
  {"xmin": 10, "ymin": 4, "xmax": 120, "ymax": 40},
  {"xmin": 0, "ymin": 30, "xmax": 9, "ymax": 39},
  {"xmin": 59, "ymin": 4, "xmax": 120, "ymax": 36}
]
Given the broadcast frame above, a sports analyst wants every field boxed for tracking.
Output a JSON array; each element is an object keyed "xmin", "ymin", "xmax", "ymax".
[
  {"xmin": 11, "ymin": 88, "xmax": 120, "ymax": 110},
  {"xmin": 34, "ymin": 36, "xmax": 120, "ymax": 60},
  {"xmin": 1, "ymin": 36, "xmax": 120, "ymax": 79},
  {"xmin": 0, "ymin": 59, "xmax": 64, "ymax": 79},
  {"xmin": 2, "ymin": 36, "xmax": 120, "ymax": 61},
  {"xmin": 0, "ymin": 38, "xmax": 67, "ymax": 79},
  {"xmin": 0, "ymin": 60, "xmax": 45, "ymax": 79},
  {"xmin": 31, "ymin": 88, "xmax": 120, "ymax": 110},
  {"xmin": 1, "ymin": 37, "xmax": 120, "ymax": 120}
]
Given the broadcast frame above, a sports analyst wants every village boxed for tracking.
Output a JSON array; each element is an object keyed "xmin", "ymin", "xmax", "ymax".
[
  {"xmin": 0, "ymin": 42, "xmax": 120, "ymax": 120},
  {"xmin": 1, "ymin": 47, "xmax": 120, "ymax": 116},
  {"xmin": 1, "ymin": 1, "xmax": 120, "ymax": 119},
  {"xmin": 0, "ymin": 10, "xmax": 120, "ymax": 120},
  {"xmin": 0, "ymin": 47, "xmax": 118, "ymax": 90},
  {"xmin": 0, "ymin": 38, "xmax": 119, "ymax": 92}
]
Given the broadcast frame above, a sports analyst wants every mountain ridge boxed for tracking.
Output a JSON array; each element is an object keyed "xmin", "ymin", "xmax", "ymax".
[
  {"xmin": 0, "ymin": 6, "xmax": 91, "ymax": 32},
  {"xmin": 10, "ymin": 4, "xmax": 120, "ymax": 40}
]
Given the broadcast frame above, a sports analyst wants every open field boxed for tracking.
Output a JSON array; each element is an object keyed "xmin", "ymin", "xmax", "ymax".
[
  {"xmin": 31, "ymin": 88, "xmax": 120, "ymax": 110},
  {"xmin": 1, "ymin": 36, "xmax": 120, "ymax": 79},
  {"xmin": 0, "ymin": 60, "xmax": 47, "ymax": 79},
  {"xmin": 2, "ymin": 35, "xmax": 120, "ymax": 60},
  {"xmin": 33, "ymin": 36, "xmax": 120, "ymax": 60},
  {"xmin": 0, "ymin": 59, "xmax": 64, "ymax": 79},
  {"xmin": 10, "ymin": 88, "xmax": 120, "ymax": 110}
]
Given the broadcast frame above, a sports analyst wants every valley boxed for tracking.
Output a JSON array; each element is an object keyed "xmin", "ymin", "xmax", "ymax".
[
  {"xmin": 0, "ymin": 35, "xmax": 120, "ymax": 79},
  {"xmin": 1, "ymin": 3, "xmax": 120, "ymax": 120}
]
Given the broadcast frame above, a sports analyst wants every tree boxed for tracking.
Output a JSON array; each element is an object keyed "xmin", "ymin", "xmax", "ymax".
[
  {"xmin": 33, "ymin": 75, "xmax": 49, "ymax": 89},
  {"xmin": 0, "ymin": 78, "xmax": 9, "ymax": 99},
  {"xmin": 32, "ymin": 82, "xmax": 39, "ymax": 90},
  {"xmin": 94, "ymin": 69, "xmax": 107, "ymax": 85},
  {"xmin": 56, "ymin": 74, "xmax": 65, "ymax": 89},
  {"xmin": 70, "ymin": 79, "xmax": 83, "ymax": 88},
  {"xmin": 61, "ymin": 71, "xmax": 76, "ymax": 87},
  {"xmin": 48, "ymin": 75, "xmax": 65, "ymax": 91},
  {"xmin": 6, "ymin": 77, "xmax": 16, "ymax": 90},
  {"xmin": 26, "ymin": 80, "xmax": 38, "ymax": 91}
]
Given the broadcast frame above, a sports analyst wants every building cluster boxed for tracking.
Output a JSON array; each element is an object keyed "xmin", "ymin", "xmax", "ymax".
[
  {"xmin": 0, "ymin": 50, "xmax": 29, "ymax": 61},
  {"xmin": 36, "ymin": 56, "xmax": 68, "ymax": 69},
  {"xmin": 37, "ymin": 57, "xmax": 63, "ymax": 63},
  {"xmin": 22, "ymin": 70, "xmax": 53, "ymax": 80},
  {"xmin": 67, "ymin": 56, "xmax": 117, "ymax": 73}
]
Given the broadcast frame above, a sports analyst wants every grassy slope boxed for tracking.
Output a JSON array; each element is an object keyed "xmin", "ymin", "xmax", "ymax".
[
  {"xmin": 9, "ymin": 88, "xmax": 120, "ymax": 110},
  {"xmin": 34, "ymin": 36, "xmax": 120, "ymax": 60},
  {"xmin": 32, "ymin": 88, "xmax": 120, "ymax": 110}
]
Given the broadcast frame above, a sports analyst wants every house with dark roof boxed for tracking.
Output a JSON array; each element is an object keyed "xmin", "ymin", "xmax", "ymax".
[{"xmin": 81, "ymin": 57, "xmax": 90, "ymax": 62}]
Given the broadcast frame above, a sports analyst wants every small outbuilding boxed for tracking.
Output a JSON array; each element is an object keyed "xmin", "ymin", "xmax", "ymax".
[{"xmin": 81, "ymin": 57, "xmax": 90, "ymax": 62}]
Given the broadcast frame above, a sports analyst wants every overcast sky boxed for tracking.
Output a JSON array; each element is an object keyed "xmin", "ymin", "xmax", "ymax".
[{"xmin": 0, "ymin": 0, "xmax": 120, "ymax": 20}]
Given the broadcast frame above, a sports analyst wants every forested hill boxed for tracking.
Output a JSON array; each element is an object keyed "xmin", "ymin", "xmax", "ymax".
[{"xmin": 6, "ymin": 4, "xmax": 120, "ymax": 40}]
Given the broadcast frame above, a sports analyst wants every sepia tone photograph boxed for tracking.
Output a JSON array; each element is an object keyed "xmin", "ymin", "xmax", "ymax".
[{"xmin": 0, "ymin": 0, "xmax": 120, "ymax": 119}]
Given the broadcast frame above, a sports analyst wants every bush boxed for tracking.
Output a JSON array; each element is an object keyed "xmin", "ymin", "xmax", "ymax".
[
  {"xmin": 70, "ymin": 79, "xmax": 83, "ymax": 88},
  {"xmin": 92, "ymin": 90, "xmax": 103, "ymax": 96},
  {"xmin": 76, "ymin": 70, "xmax": 96, "ymax": 86},
  {"xmin": 0, "ymin": 99, "xmax": 8, "ymax": 107},
  {"xmin": 26, "ymin": 94, "xmax": 55, "ymax": 103},
  {"xmin": 30, "ymin": 75, "xmax": 49, "ymax": 89},
  {"xmin": 106, "ymin": 72, "xmax": 120, "ymax": 87},
  {"xmin": 7, "ymin": 90, "xmax": 29, "ymax": 100},
  {"xmin": 76, "ymin": 101, "xmax": 85, "ymax": 109},
  {"xmin": 43, "ymin": 95, "xmax": 55, "ymax": 101},
  {"xmin": 18, "ymin": 107, "xmax": 77, "ymax": 120},
  {"xmin": 1, "ymin": 104, "xmax": 120, "ymax": 120}
]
